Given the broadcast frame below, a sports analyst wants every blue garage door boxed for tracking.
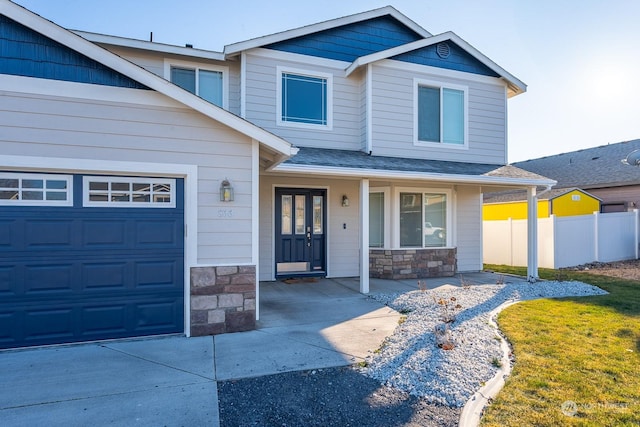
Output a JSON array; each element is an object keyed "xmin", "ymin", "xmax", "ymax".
[{"xmin": 0, "ymin": 173, "xmax": 184, "ymax": 349}]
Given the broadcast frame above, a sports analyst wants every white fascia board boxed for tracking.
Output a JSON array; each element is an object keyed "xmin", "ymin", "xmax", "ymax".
[
  {"xmin": 2, "ymin": 1, "xmax": 295, "ymax": 158},
  {"xmin": 345, "ymin": 31, "xmax": 527, "ymax": 96},
  {"xmin": 273, "ymin": 164, "xmax": 557, "ymax": 187},
  {"xmin": 73, "ymin": 30, "xmax": 226, "ymax": 61},
  {"xmin": 224, "ymin": 6, "xmax": 431, "ymax": 57}
]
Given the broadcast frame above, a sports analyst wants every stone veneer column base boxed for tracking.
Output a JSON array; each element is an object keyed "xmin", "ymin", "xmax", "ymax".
[
  {"xmin": 189, "ymin": 265, "xmax": 256, "ymax": 336},
  {"xmin": 369, "ymin": 248, "xmax": 457, "ymax": 279}
]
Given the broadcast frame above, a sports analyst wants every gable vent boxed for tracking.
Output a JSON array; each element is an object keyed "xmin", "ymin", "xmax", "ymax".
[{"xmin": 436, "ymin": 42, "xmax": 451, "ymax": 59}]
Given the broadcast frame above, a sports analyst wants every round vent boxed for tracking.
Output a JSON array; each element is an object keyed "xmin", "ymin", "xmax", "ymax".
[{"xmin": 436, "ymin": 42, "xmax": 451, "ymax": 59}]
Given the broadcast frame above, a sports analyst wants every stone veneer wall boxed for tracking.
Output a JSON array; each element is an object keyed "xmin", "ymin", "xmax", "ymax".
[
  {"xmin": 369, "ymin": 248, "xmax": 457, "ymax": 279},
  {"xmin": 190, "ymin": 265, "xmax": 256, "ymax": 336}
]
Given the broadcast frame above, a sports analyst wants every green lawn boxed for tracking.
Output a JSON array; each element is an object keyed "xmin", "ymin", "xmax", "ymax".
[{"xmin": 480, "ymin": 265, "xmax": 640, "ymax": 426}]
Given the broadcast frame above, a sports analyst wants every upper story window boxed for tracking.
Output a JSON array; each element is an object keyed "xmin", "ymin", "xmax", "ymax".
[
  {"xmin": 165, "ymin": 60, "xmax": 228, "ymax": 108},
  {"xmin": 414, "ymin": 79, "xmax": 467, "ymax": 147},
  {"xmin": 0, "ymin": 173, "xmax": 73, "ymax": 206},
  {"xmin": 277, "ymin": 66, "xmax": 333, "ymax": 130}
]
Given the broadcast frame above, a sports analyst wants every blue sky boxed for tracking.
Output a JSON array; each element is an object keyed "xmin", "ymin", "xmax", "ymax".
[{"xmin": 12, "ymin": 0, "xmax": 640, "ymax": 162}]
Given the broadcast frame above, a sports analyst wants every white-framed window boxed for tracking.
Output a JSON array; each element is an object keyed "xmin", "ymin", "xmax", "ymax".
[
  {"xmin": 0, "ymin": 173, "xmax": 73, "ymax": 206},
  {"xmin": 369, "ymin": 187, "xmax": 390, "ymax": 248},
  {"xmin": 83, "ymin": 176, "xmax": 176, "ymax": 208},
  {"xmin": 164, "ymin": 59, "xmax": 228, "ymax": 108},
  {"xmin": 396, "ymin": 188, "xmax": 451, "ymax": 248},
  {"xmin": 414, "ymin": 78, "xmax": 468, "ymax": 147},
  {"xmin": 276, "ymin": 66, "xmax": 333, "ymax": 130}
]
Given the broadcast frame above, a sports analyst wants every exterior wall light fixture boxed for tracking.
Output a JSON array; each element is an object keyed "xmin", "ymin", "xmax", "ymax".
[
  {"xmin": 342, "ymin": 194, "xmax": 349, "ymax": 207},
  {"xmin": 220, "ymin": 178, "xmax": 234, "ymax": 202}
]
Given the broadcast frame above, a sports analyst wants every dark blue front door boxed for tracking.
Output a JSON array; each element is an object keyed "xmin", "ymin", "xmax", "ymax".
[
  {"xmin": 0, "ymin": 174, "xmax": 184, "ymax": 349},
  {"xmin": 275, "ymin": 188, "xmax": 326, "ymax": 278}
]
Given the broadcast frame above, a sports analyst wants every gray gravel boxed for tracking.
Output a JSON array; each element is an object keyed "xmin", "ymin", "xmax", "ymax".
[
  {"xmin": 362, "ymin": 280, "xmax": 607, "ymax": 408},
  {"xmin": 217, "ymin": 280, "xmax": 606, "ymax": 426}
]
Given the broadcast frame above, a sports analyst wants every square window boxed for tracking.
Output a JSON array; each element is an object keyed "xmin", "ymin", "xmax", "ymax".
[
  {"xmin": 399, "ymin": 191, "xmax": 448, "ymax": 248},
  {"xmin": 277, "ymin": 67, "xmax": 332, "ymax": 129},
  {"xmin": 415, "ymin": 80, "xmax": 467, "ymax": 146},
  {"xmin": 169, "ymin": 64, "xmax": 226, "ymax": 108}
]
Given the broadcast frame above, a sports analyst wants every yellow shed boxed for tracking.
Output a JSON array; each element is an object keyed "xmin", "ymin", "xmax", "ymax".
[{"xmin": 483, "ymin": 188, "xmax": 601, "ymax": 220}]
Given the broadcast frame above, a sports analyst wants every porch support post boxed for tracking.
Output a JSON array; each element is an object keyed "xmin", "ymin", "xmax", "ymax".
[
  {"xmin": 527, "ymin": 186, "xmax": 539, "ymax": 281},
  {"xmin": 360, "ymin": 178, "xmax": 370, "ymax": 293}
]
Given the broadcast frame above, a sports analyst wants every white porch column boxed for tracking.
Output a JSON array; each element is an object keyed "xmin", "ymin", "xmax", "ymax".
[
  {"xmin": 359, "ymin": 178, "xmax": 370, "ymax": 293},
  {"xmin": 527, "ymin": 186, "xmax": 539, "ymax": 281}
]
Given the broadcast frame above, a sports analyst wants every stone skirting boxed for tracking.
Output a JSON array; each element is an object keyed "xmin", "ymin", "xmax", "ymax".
[
  {"xmin": 189, "ymin": 265, "xmax": 256, "ymax": 336},
  {"xmin": 369, "ymin": 248, "xmax": 457, "ymax": 280}
]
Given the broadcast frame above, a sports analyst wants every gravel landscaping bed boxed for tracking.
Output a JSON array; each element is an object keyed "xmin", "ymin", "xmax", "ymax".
[{"xmin": 362, "ymin": 280, "xmax": 608, "ymax": 408}]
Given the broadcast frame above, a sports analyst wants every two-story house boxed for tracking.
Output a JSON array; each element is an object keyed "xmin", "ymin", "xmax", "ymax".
[{"xmin": 0, "ymin": 1, "xmax": 553, "ymax": 349}]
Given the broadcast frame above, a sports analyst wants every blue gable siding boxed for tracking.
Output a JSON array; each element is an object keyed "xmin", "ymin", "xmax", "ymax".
[
  {"xmin": 0, "ymin": 15, "xmax": 149, "ymax": 89},
  {"xmin": 392, "ymin": 41, "xmax": 500, "ymax": 77},
  {"xmin": 265, "ymin": 16, "xmax": 422, "ymax": 62}
]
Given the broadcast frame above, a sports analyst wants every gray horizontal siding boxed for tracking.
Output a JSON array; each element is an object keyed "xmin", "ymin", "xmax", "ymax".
[
  {"xmin": 244, "ymin": 53, "xmax": 362, "ymax": 150},
  {"xmin": 0, "ymin": 88, "xmax": 254, "ymax": 266},
  {"xmin": 371, "ymin": 64, "xmax": 507, "ymax": 164}
]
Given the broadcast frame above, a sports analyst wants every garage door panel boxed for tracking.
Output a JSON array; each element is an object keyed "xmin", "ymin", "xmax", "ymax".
[
  {"xmin": 135, "ymin": 260, "xmax": 180, "ymax": 288},
  {"xmin": 135, "ymin": 219, "xmax": 182, "ymax": 247},
  {"xmin": 79, "ymin": 305, "xmax": 128, "ymax": 336},
  {"xmin": 82, "ymin": 262, "xmax": 128, "ymax": 290},
  {"xmin": 23, "ymin": 307, "xmax": 75, "ymax": 341},
  {"xmin": 25, "ymin": 220, "xmax": 75, "ymax": 249},
  {"xmin": 0, "ymin": 220, "xmax": 13, "ymax": 248},
  {"xmin": 82, "ymin": 220, "xmax": 128, "ymax": 247},
  {"xmin": 0, "ymin": 266, "xmax": 17, "ymax": 295},
  {"xmin": 25, "ymin": 263, "xmax": 75, "ymax": 294},
  {"xmin": 135, "ymin": 301, "xmax": 183, "ymax": 330}
]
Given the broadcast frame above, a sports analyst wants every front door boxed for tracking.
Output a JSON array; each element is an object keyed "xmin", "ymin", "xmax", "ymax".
[{"xmin": 275, "ymin": 188, "xmax": 326, "ymax": 278}]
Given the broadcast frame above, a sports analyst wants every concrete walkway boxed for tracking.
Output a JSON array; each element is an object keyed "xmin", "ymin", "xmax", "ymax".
[{"xmin": 0, "ymin": 273, "xmax": 505, "ymax": 426}]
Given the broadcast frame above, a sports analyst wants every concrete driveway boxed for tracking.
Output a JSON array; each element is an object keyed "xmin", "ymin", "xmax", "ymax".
[{"xmin": 0, "ymin": 274, "xmax": 503, "ymax": 426}]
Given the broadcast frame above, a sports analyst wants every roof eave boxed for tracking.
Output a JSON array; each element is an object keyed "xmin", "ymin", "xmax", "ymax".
[
  {"xmin": 273, "ymin": 163, "xmax": 556, "ymax": 187},
  {"xmin": 73, "ymin": 30, "xmax": 226, "ymax": 61}
]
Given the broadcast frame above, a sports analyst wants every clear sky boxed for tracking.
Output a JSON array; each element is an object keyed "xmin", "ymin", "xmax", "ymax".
[{"xmin": 11, "ymin": 0, "xmax": 640, "ymax": 163}]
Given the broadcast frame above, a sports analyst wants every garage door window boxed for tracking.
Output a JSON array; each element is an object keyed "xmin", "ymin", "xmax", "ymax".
[
  {"xmin": 0, "ymin": 173, "xmax": 72, "ymax": 206},
  {"xmin": 83, "ymin": 176, "xmax": 176, "ymax": 208}
]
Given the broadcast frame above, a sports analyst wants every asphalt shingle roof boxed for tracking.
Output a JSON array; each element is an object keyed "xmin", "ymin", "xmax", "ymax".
[
  {"xmin": 513, "ymin": 139, "xmax": 640, "ymax": 189},
  {"xmin": 283, "ymin": 147, "xmax": 552, "ymax": 181}
]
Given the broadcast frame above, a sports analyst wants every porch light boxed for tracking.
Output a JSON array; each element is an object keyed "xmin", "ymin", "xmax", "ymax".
[
  {"xmin": 342, "ymin": 194, "xmax": 349, "ymax": 207},
  {"xmin": 220, "ymin": 179, "xmax": 234, "ymax": 202}
]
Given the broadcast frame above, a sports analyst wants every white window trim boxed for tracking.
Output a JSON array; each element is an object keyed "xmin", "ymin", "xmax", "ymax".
[
  {"xmin": 392, "ymin": 186, "xmax": 453, "ymax": 249},
  {"xmin": 413, "ymin": 78, "xmax": 468, "ymax": 149},
  {"xmin": 0, "ymin": 172, "xmax": 73, "ymax": 206},
  {"xmin": 163, "ymin": 58, "xmax": 229, "ymax": 109},
  {"xmin": 369, "ymin": 187, "xmax": 390, "ymax": 249},
  {"xmin": 276, "ymin": 66, "xmax": 333, "ymax": 131},
  {"xmin": 83, "ymin": 176, "xmax": 176, "ymax": 208}
]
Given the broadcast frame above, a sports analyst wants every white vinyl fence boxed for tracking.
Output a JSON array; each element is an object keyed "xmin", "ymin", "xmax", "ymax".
[{"xmin": 483, "ymin": 211, "xmax": 639, "ymax": 269}]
